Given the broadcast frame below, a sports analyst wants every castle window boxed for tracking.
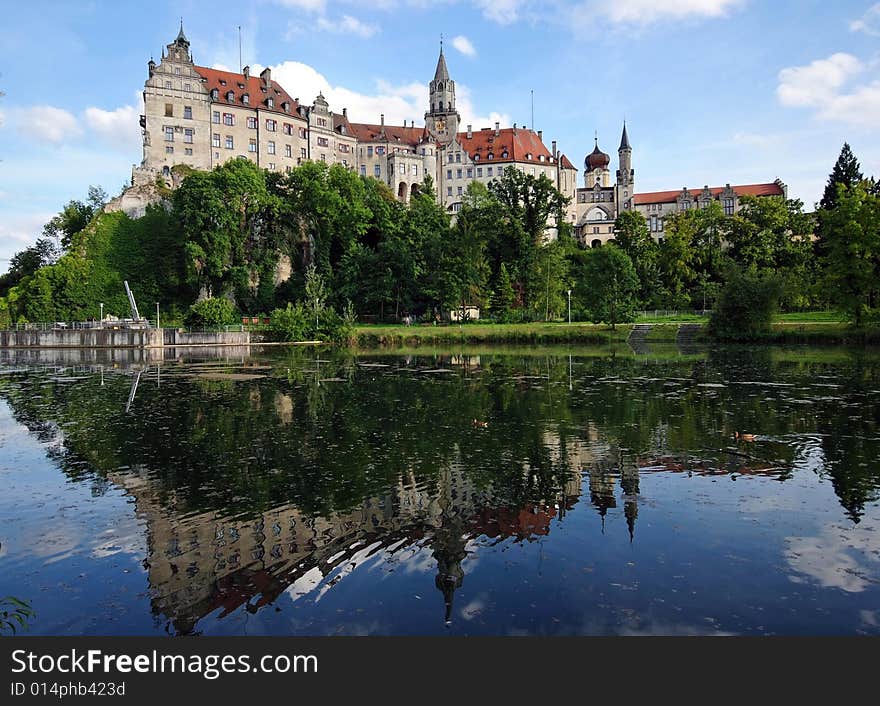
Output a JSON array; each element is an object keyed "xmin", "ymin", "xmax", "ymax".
[
  {"xmin": 247, "ymin": 117, "xmax": 257, "ymax": 129},
  {"xmin": 447, "ymin": 186, "xmax": 453, "ymax": 197},
  {"xmin": 266, "ymin": 119, "xmax": 277, "ymax": 131},
  {"xmin": 374, "ymin": 165, "xmax": 381, "ymax": 177},
  {"xmin": 174, "ymin": 67, "xmax": 181, "ymax": 75},
  {"xmin": 447, "ymin": 169, "xmax": 452, "ymax": 180},
  {"xmin": 211, "ymin": 89, "xmax": 219, "ymax": 100},
  {"xmin": 268, "ymin": 162, "xmax": 275, "ymax": 169},
  {"xmin": 376, "ymin": 146, "xmax": 385, "ymax": 155},
  {"xmin": 300, "ymin": 147, "xmax": 307, "ymax": 158},
  {"xmin": 225, "ymin": 135, "xmax": 234, "ymax": 149},
  {"xmin": 223, "ymin": 113, "xmax": 234, "ymax": 126},
  {"xmin": 249, "ymin": 139, "xmax": 257, "ymax": 153},
  {"xmin": 213, "ymin": 111, "xmax": 220, "ymax": 124},
  {"xmin": 498, "ymin": 166, "xmax": 504, "ymax": 175},
  {"xmin": 267, "ymin": 98, "xmax": 274, "ymax": 109},
  {"xmin": 184, "ymin": 83, "xmax": 191, "ymax": 92},
  {"xmin": 184, "ymin": 106, "xmax": 192, "ymax": 120},
  {"xmin": 299, "ymin": 127, "xmax": 307, "ymax": 138},
  {"xmin": 164, "ymin": 81, "xmax": 172, "ymax": 89},
  {"xmin": 360, "ymin": 165, "xmax": 366, "ymax": 176},
  {"xmin": 283, "ymin": 102, "xmax": 290, "ymax": 112},
  {"xmin": 339, "ymin": 144, "xmax": 349, "ymax": 153},
  {"xmin": 166, "ymin": 145, "xmax": 173, "ymax": 154},
  {"xmin": 502, "ymin": 151, "xmax": 509, "ymax": 158},
  {"xmin": 184, "ymin": 128, "xmax": 194, "ymax": 143},
  {"xmin": 411, "ymin": 164, "xmax": 418, "ymax": 176},
  {"xmin": 268, "ymin": 141, "xmax": 276, "ymax": 154},
  {"xmin": 477, "ymin": 167, "xmax": 482, "ymax": 177},
  {"xmin": 724, "ymin": 198, "xmax": 735, "ymax": 215},
  {"xmin": 226, "ymin": 91, "xmax": 234, "ymax": 101},
  {"xmin": 165, "ymin": 103, "xmax": 173, "ymax": 117},
  {"xmin": 399, "ymin": 164, "xmax": 406, "ymax": 175},
  {"xmin": 466, "ymin": 167, "xmax": 473, "ymax": 178},
  {"xmin": 457, "ymin": 169, "xmax": 462, "ymax": 179},
  {"xmin": 368, "ymin": 146, "xmax": 374, "ymax": 157},
  {"xmin": 185, "ymin": 148, "xmax": 193, "ymax": 155},
  {"xmin": 455, "ymin": 153, "xmax": 461, "ymax": 163},
  {"xmin": 242, "ymin": 94, "xmax": 249, "ymax": 104},
  {"xmin": 285, "ymin": 144, "xmax": 292, "ymax": 157},
  {"xmin": 438, "ymin": 101, "xmax": 444, "ymax": 111},
  {"xmin": 164, "ymin": 126, "xmax": 174, "ymax": 142},
  {"xmin": 487, "ymin": 167, "xmax": 493, "ymax": 176},
  {"xmin": 457, "ymin": 186, "xmax": 463, "ymax": 195},
  {"xmin": 213, "ymin": 133, "xmax": 221, "ymax": 148},
  {"xmin": 283, "ymin": 123, "xmax": 292, "ymax": 135},
  {"xmin": 487, "ymin": 152, "xmax": 493, "ymax": 160},
  {"xmin": 317, "ymin": 137, "xmax": 328, "ymax": 147}
]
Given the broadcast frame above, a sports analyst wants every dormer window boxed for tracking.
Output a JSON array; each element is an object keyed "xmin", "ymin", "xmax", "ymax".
[
  {"xmin": 474, "ymin": 154, "xmax": 479, "ymax": 161},
  {"xmin": 226, "ymin": 91, "xmax": 234, "ymax": 101},
  {"xmin": 211, "ymin": 88, "xmax": 219, "ymax": 100},
  {"xmin": 238, "ymin": 82, "xmax": 245, "ymax": 89},
  {"xmin": 242, "ymin": 94, "xmax": 249, "ymax": 104},
  {"xmin": 282, "ymin": 101, "xmax": 290, "ymax": 112},
  {"xmin": 219, "ymin": 80, "xmax": 227, "ymax": 86},
  {"xmin": 502, "ymin": 150, "xmax": 509, "ymax": 158},
  {"xmin": 267, "ymin": 97, "xmax": 274, "ymax": 109},
  {"xmin": 487, "ymin": 152, "xmax": 494, "ymax": 160},
  {"xmin": 527, "ymin": 153, "xmax": 533, "ymax": 160},
  {"xmin": 539, "ymin": 155, "xmax": 545, "ymax": 162}
]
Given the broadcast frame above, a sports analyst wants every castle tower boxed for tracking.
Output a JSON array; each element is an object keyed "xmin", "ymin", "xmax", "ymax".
[
  {"xmin": 615, "ymin": 122, "xmax": 635, "ymax": 212},
  {"xmin": 425, "ymin": 43, "xmax": 460, "ymax": 145},
  {"xmin": 584, "ymin": 136, "xmax": 611, "ymax": 189}
]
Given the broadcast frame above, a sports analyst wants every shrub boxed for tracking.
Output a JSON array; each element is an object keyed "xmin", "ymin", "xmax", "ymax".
[
  {"xmin": 709, "ymin": 267, "xmax": 783, "ymax": 341},
  {"xmin": 185, "ymin": 297, "xmax": 237, "ymax": 328},
  {"xmin": 269, "ymin": 302, "xmax": 311, "ymax": 342}
]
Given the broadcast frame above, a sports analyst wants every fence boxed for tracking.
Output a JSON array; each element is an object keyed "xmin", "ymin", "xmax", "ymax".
[
  {"xmin": 636, "ymin": 310, "xmax": 712, "ymax": 318},
  {"xmin": 7, "ymin": 320, "xmax": 151, "ymax": 331}
]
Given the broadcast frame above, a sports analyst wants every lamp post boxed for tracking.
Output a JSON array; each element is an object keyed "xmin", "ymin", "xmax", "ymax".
[
  {"xmin": 156, "ymin": 302, "xmax": 160, "ymax": 330},
  {"xmin": 99, "ymin": 302, "xmax": 103, "ymax": 326},
  {"xmin": 567, "ymin": 289, "xmax": 572, "ymax": 324}
]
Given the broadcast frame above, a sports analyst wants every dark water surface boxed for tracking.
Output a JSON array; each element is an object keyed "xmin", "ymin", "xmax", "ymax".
[{"xmin": 1, "ymin": 345, "xmax": 879, "ymax": 636}]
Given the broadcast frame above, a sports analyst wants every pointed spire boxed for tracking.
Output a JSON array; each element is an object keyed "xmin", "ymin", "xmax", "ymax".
[
  {"xmin": 176, "ymin": 19, "xmax": 189, "ymax": 45},
  {"xmin": 619, "ymin": 121, "xmax": 631, "ymax": 151},
  {"xmin": 433, "ymin": 42, "xmax": 450, "ymax": 82}
]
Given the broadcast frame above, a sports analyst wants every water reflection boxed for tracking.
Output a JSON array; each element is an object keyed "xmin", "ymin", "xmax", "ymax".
[{"xmin": 0, "ymin": 345, "xmax": 879, "ymax": 635}]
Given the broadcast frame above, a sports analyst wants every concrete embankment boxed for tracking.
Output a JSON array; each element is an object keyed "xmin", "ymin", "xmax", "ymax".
[{"xmin": 0, "ymin": 328, "xmax": 250, "ymax": 349}]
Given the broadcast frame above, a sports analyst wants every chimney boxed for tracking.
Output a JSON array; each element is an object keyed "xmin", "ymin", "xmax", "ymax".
[
  {"xmin": 380, "ymin": 113, "xmax": 385, "ymax": 126},
  {"xmin": 494, "ymin": 121, "xmax": 500, "ymax": 136},
  {"xmin": 551, "ymin": 140, "xmax": 557, "ymax": 157},
  {"xmin": 260, "ymin": 66, "xmax": 271, "ymax": 86},
  {"xmin": 243, "ymin": 65, "xmax": 250, "ymax": 79},
  {"xmin": 343, "ymin": 107, "xmax": 347, "ymax": 117},
  {"xmin": 513, "ymin": 122, "xmax": 517, "ymax": 134},
  {"xmin": 538, "ymin": 130, "xmax": 543, "ymax": 142},
  {"xmin": 467, "ymin": 124, "xmax": 472, "ymax": 139}
]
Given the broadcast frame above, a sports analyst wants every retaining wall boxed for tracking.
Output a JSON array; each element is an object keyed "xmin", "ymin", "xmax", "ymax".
[{"xmin": 0, "ymin": 328, "xmax": 250, "ymax": 349}]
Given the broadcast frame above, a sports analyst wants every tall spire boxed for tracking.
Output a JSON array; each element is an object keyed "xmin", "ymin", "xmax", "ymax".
[
  {"xmin": 619, "ymin": 121, "xmax": 631, "ymax": 151},
  {"xmin": 433, "ymin": 43, "xmax": 450, "ymax": 82},
  {"xmin": 175, "ymin": 18, "xmax": 189, "ymax": 45}
]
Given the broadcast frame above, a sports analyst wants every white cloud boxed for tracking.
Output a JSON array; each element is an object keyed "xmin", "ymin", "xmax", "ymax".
[
  {"xmin": 851, "ymin": 2, "xmax": 880, "ymax": 35},
  {"xmin": 0, "ymin": 211, "xmax": 55, "ymax": 264},
  {"xmin": 277, "ymin": 0, "xmax": 327, "ymax": 11},
  {"xmin": 777, "ymin": 53, "xmax": 880, "ymax": 128},
  {"xmin": 785, "ymin": 521, "xmax": 880, "ymax": 593},
  {"xmin": 264, "ymin": 59, "xmax": 510, "ymax": 130},
  {"xmin": 592, "ymin": 0, "xmax": 743, "ymax": 25},
  {"xmin": 452, "ymin": 35, "xmax": 477, "ymax": 57},
  {"xmin": 317, "ymin": 14, "xmax": 380, "ymax": 38},
  {"xmin": 14, "ymin": 105, "xmax": 82, "ymax": 144},
  {"xmin": 474, "ymin": 0, "xmax": 524, "ymax": 25},
  {"xmin": 84, "ymin": 104, "xmax": 141, "ymax": 150}
]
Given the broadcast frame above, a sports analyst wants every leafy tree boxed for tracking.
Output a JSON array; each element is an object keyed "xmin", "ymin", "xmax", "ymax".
[
  {"xmin": 613, "ymin": 210, "xmax": 659, "ymax": 306},
  {"xmin": 0, "ymin": 238, "xmax": 58, "ymax": 295},
  {"xmin": 491, "ymin": 262, "xmax": 516, "ymax": 319},
  {"xmin": 820, "ymin": 181, "xmax": 880, "ymax": 327},
  {"xmin": 489, "ymin": 169, "xmax": 569, "ymax": 245},
  {"xmin": 581, "ymin": 245, "xmax": 639, "ymax": 329},
  {"xmin": 709, "ymin": 265, "xmax": 783, "ymax": 341},
  {"xmin": 303, "ymin": 263, "xmax": 328, "ymax": 328},
  {"xmin": 185, "ymin": 297, "xmax": 237, "ymax": 328}
]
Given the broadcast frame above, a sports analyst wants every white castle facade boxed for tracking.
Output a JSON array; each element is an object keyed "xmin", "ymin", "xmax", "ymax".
[{"xmin": 133, "ymin": 25, "xmax": 787, "ymax": 247}]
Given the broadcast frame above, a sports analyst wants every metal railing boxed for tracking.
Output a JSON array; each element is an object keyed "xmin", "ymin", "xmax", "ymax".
[{"xmin": 6, "ymin": 320, "xmax": 153, "ymax": 331}]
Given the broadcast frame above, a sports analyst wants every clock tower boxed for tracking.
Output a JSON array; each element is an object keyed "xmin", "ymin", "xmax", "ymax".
[{"xmin": 425, "ymin": 43, "xmax": 460, "ymax": 145}]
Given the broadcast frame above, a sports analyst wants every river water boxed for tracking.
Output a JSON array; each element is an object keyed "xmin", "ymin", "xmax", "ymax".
[{"xmin": 0, "ymin": 344, "xmax": 878, "ymax": 636}]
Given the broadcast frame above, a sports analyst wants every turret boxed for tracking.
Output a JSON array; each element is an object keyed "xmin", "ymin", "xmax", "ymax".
[{"xmin": 425, "ymin": 42, "xmax": 460, "ymax": 144}]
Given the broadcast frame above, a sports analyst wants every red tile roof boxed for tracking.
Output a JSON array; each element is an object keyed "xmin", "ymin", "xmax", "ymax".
[
  {"xmin": 347, "ymin": 122, "xmax": 432, "ymax": 148},
  {"xmin": 457, "ymin": 127, "xmax": 554, "ymax": 164},
  {"xmin": 559, "ymin": 153, "xmax": 576, "ymax": 170},
  {"xmin": 194, "ymin": 66, "xmax": 303, "ymax": 118},
  {"xmin": 634, "ymin": 182, "xmax": 784, "ymax": 205}
]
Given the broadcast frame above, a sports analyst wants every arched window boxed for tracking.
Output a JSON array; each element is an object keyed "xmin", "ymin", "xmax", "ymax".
[
  {"xmin": 438, "ymin": 101, "xmax": 444, "ymax": 111},
  {"xmin": 242, "ymin": 94, "xmax": 249, "ymax": 104},
  {"xmin": 226, "ymin": 91, "xmax": 234, "ymax": 101},
  {"xmin": 591, "ymin": 239, "xmax": 602, "ymax": 248}
]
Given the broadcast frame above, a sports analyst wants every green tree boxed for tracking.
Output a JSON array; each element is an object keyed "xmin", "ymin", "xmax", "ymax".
[
  {"xmin": 709, "ymin": 265, "xmax": 783, "ymax": 341},
  {"xmin": 820, "ymin": 182, "xmax": 880, "ymax": 327},
  {"xmin": 491, "ymin": 262, "xmax": 516, "ymax": 319},
  {"xmin": 185, "ymin": 297, "xmax": 237, "ymax": 328},
  {"xmin": 581, "ymin": 246, "xmax": 639, "ymax": 329},
  {"xmin": 613, "ymin": 210, "xmax": 659, "ymax": 306},
  {"xmin": 821, "ymin": 143, "xmax": 863, "ymax": 212}
]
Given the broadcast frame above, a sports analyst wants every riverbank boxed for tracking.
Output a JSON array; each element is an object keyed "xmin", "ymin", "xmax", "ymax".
[{"xmin": 353, "ymin": 319, "xmax": 880, "ymax": 348}]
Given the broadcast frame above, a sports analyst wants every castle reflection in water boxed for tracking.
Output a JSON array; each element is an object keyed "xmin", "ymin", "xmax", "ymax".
[{"xmin": 106, "ymin": 428, "xmax": 780, "ymax": 635}]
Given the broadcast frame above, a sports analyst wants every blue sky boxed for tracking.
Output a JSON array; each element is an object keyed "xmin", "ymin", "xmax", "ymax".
[{"xmin": 1, "ymin": 0, "xmax": 879, "ymax": 266}]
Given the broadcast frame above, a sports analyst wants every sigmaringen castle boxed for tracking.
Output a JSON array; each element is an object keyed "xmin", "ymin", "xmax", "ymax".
[{"xmin": 119, "ymin": 24, "xmax": 788, "ymax": 248}]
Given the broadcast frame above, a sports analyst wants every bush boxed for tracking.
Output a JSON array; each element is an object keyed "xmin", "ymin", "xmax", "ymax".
[
  {"xmin": 185, "ymin": 297, "xmax": 237, "ymax": 328},
  {"xmin": 268, "ymin": 301, "xmax": 355, "ymax": 344},
  {"xmin": 709, "ymin": 267, "xmax": 783, "ymax": 341}
]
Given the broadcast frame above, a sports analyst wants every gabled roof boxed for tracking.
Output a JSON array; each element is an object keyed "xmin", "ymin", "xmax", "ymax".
[
  {"xmin": 457, "ymin": 127, "xmax": 554, "ymax": 164},
  {"xmin": 348, "ymin": 122, "xmax": 431, "ymax": 147},
  {"xmin": 559, "ymin": 153, "xmax": 576, "ymax": 170},
  {"xmin": 194, "ymin": 65, "xmax": 302, "ymax": 117},
  {"xmin": 633, "ymin": 182, "xmax": 785, "ymax": 205},
  {"xmin": 332, "ymin": 112, "xmax": 355, "ymax": 137}
]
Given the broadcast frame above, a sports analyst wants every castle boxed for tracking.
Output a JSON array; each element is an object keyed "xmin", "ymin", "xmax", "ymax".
[{"xmin": 131, "ymin": 24, "xmax": 787, "ymax": 246}]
